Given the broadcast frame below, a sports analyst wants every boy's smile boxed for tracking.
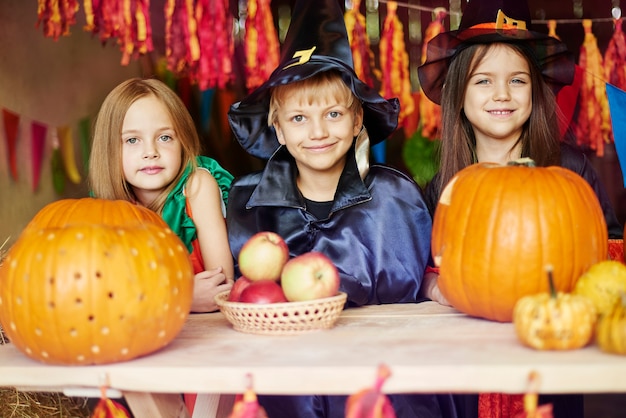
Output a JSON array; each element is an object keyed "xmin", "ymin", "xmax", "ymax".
[{"xmin": 273, "ymin": 92, "xmax": 362, "ymax": 188}]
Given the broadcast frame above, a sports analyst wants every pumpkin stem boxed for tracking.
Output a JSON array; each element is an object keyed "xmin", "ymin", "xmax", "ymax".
[
  {"xmin": 546, "ymin": 265, "xmax": 556, "ymax": 299},
  {"xmin": 507, "ymin": 157, "xmax": 536, "ymax": 167}
]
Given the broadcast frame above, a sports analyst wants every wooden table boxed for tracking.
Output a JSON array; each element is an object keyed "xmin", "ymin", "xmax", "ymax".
[{"xmin": 1, "ymin": 302, "xmax": 626, "ymax": 417}]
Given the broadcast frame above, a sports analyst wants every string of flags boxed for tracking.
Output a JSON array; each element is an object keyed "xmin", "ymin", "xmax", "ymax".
[{"xmin": 1, "ymin": 108, "xmax": 88, "ymax": 193}]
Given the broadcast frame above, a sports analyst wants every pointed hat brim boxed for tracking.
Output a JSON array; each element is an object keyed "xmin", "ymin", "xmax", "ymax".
[{"xmin": 417, "ymin": 0, "xmax": 575, "ymax": 104}]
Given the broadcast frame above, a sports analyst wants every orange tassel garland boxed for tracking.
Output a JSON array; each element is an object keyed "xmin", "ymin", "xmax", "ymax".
[
  {"xmin": 244, "ymin": 0, "xmax": 279, "ymax": 91},
  {"xmin": 379, "ymin": 1, "xmax": 414, "ymax": 127},
  {"xmin": 36, "ymin": 0, "xmax": 79, "ymax": 40}
]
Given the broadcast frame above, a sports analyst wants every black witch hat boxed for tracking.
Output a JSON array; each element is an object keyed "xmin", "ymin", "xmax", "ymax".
[
  {"xmin": 418, "ymin": 0, "xmax": 575, "ymax": 105},
  {"xmin": 228, "ymin": 0, "xmax": 400, "ymax": 160}
]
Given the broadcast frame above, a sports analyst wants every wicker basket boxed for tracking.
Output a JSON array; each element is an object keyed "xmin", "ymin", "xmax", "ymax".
[{"xmin": 214, "ymin": 291, "xmax": 348, "ymax": 335}]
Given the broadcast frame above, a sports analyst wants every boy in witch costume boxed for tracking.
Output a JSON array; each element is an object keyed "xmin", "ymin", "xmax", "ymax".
[{"xmin": 226, "ymin": 0, "xmax": 458, "ymax": 416}]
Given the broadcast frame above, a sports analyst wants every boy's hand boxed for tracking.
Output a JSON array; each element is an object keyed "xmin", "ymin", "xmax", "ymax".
[{"xmin": 190, "ymin": 267, "xmax": 233, "ymax": 313}]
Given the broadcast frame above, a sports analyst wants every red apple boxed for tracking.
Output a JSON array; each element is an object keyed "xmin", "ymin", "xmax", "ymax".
[
  {"xmin": 227, "ymin": 276, "xmax": 253, "ymax": 302},
  {"xmin": 280, "ymin": 252, "xmax": 340, "ymax": 302},
  {"xmin": 239, "ymin": 280, "xmax": 288, "ymax": 304},
  {"xmin": 238, "ymin": 231, "xmax": 289, "ymax": 282}
]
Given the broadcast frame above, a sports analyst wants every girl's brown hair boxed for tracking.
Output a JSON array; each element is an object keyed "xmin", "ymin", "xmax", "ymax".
[
  {"xmin": 88, "ymin": 78, "xmax": 200, "ymax": 213},
  {"xmin": 436, "ymin": 42, "xmax": 562, "ymax": 193}
]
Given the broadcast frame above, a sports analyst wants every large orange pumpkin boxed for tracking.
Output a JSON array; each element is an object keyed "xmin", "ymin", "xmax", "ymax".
[
  {"xmin": 23, "ymin": 197, "xmax": 168, "ymax": 231},
  {"xmin": 432, "ymin": 160, "xmax": 608, "ymax": 322},
  {"xmin": 0, "ymin": 199, "xmax": 194, "ymax": 365}
]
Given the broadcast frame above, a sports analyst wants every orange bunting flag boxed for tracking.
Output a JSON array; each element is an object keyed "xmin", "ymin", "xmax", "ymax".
[
  {"xmin": 345, "ymin": 364, "xmax": 396, "ymax": 417},
  {"xmin": 2, "ymin": 109, "xmax": 20, "ymax": 181},
  {"xmin": 57, "ymin": 125, "xmax": 82, "ymax": 184},
  {"xmin": 419, "ymin": 7, "xmax": 446, "ymax": 139},
  {"xmin": 513, "ymin": 372, "xmax": 553, "ymax": 418},
  {"xmin": 51, "ymin": 132, "xmax": 65, "ymax": 195},
  {"xmin": 31, "ymin": 121, "xmax": 47, "ymax": 192},
  {"xmin": 91, "ymin": 386, "xmax": 131, "ymax": 418},
  {"xmin": 575, "ymin": 19, "xmax": 612, "ymax": 156},
  {"xmin": 227, "ymin": 374, "xmax": 268, "ymax": 418},
  {"xmin": 604, "ymin": 18, "xmax": 626, "ymax": 90},
  {"xmin": 36, "ymin": 0, "xmax": 79, "ymax": 40},
  {"xmin": 547, "ymin": 20, "xmax": 560, "ymax": 40},
  {"xmin": 84, "ymin": 0, "xmax": 153, "ymax": 65},
  {"xmin": 244, "ymin": 0, "xmax": 280, "ymax": 92},
  {"xmin": 345, "ymin": 0, "xmax": 380, "ymax": 88},
  {"xmin": 379, "ymin": 1, "xmax": 414, "ymax": 127}
]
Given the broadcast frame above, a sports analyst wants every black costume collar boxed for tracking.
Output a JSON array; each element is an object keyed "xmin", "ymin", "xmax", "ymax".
[{"xmin": 246, "ymin": 145, "xmax": 371, "ymax": 214}]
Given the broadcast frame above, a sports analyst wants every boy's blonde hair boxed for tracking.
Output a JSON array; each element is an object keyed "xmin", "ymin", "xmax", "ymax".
[
  {"xmin": 267, "ymin": 71, "xmax": 362, "ymax": 127},
  {"xmin": 88, "ymin": 78, "xmax": 200, "ymax": 213}
]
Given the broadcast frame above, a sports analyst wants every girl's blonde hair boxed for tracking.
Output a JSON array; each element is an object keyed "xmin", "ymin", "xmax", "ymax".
[
  {"xmin": 267, "ymin": 71, "xmax": 362, "ymax": 127},
  {"xmin": 88, "ymin": 78, "xmax": 200, "ymax": 213}
]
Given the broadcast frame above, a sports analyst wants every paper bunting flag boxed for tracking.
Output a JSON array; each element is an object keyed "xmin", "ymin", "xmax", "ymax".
[
  {"xmin": 2, "ymin": 108, "xmax": 20, "ymax": 181},
  {"xmin": 605, "ymin": 83, "xmax": 626, "ymax": 187},
  {"xmin": 78, "ymin": 117, "xmax": 92, "ymax": 170},
  {"xmin": 379, "ymin": 1, "xmax": 414, "ymax": 126},
  {"xmin": 31, "ymin": 121, "xmax": 47, "ymax": 192},
  {"xmin": 244, "ymin": 0, "xmax": 279, "ymax": 91},
  {"xmin": 57, "ymin": 125, "xmax": 82, "ymax": 184},
  {"xmin": 575, "ymin": 19, "xmax": 612, "ymax": 156},
  {"xmin": 51, "ymin": 132, "xmax": 65, "ymax": 195}
]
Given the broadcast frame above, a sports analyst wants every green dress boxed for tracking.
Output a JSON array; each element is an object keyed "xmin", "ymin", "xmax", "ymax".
[{"xmin": 161, "ymin": 156, "xmax": 233, "ymax": 273}]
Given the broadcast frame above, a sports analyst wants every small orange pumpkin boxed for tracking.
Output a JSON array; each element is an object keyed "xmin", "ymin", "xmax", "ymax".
[
  {"xmin": 432, "ymin": 159, "xmax": 608, "ymax": 322},
  {"xmin": 514, "ymin": 267, "xmax": 596, "ymax": 350},
  {"xmin": 573, "ymin": 260, "xmax": 626, "ymax": 318},
  {"xmin": 596, "ymin": 292, "xmax": 626, "ymax": 355},
  {"xmin": 0, "ymin": 199, "xmax": 193, "ymax": 365}
]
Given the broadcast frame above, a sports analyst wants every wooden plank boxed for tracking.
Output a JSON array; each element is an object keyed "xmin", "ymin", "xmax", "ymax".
[
  {"xmin": 192, "ymin": 394, "xmax": 235, "ymax": 418},
  {"xmin": 1, "ymin": 303, "xmax": 625, "ymax": 395}
]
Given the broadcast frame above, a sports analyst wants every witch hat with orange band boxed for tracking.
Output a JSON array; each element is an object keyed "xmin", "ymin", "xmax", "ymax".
[{"xmin": 418, "ymin": 0, "xmax": 575, "ymax": 105}]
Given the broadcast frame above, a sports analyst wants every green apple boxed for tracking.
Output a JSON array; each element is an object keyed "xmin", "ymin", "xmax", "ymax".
[{"xmin": 280, "ymin": 252, "xmax": 340, "ymax": 302}]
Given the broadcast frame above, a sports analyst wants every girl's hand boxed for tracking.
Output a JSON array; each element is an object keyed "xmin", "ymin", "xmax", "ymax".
[
  {"xmin": 190, "ymin": 267, "xmax": 233, "ymax": 313},
  {"xmin": 420, "ymin": 271, "xmax": 452, "ymax": 307}
]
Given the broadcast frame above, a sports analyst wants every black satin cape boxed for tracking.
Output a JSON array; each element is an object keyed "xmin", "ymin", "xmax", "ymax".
[
  {"xmin": 226, "ymin": 146, "xmax": 432, "ymax": 307},
  {"xmin": 226, "ymin": 146, "xmax": 459, "ymax": 418}
]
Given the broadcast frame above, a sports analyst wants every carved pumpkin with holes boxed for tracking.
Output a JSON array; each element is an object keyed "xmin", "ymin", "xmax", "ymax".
[
  {"xmin": 0, "ymin": 199, "xmax": 194, "ymax": 365},
  {"xmin": 432, "ymin": 160, "xmax": 608, "ymax": 322}
]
